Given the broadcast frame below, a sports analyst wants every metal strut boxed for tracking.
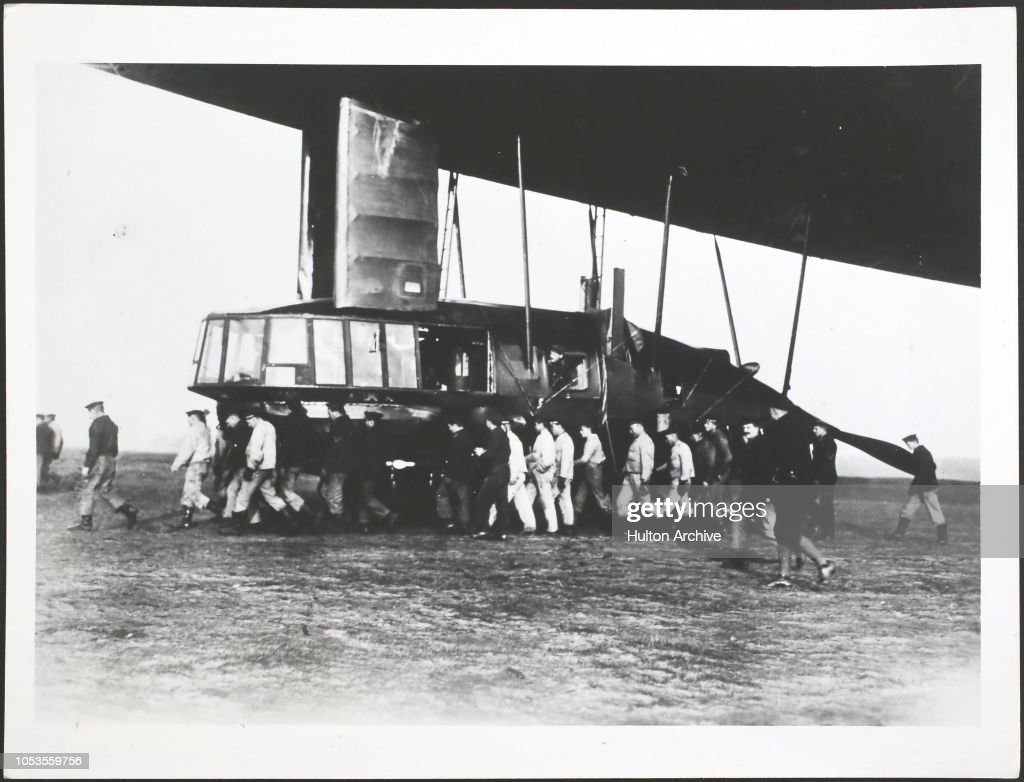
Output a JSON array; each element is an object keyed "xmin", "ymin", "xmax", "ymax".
[
  {"xmin": 439, "ymin": 172, "xmax": 458, "ymax": 297},
  {"xmin": 651, "ymin": 174, "xmax": 673, "ymax": 371},
  {"xmin": 782, "ymin": 212, "xmax": 812, "ymax": 397},
  {"xmin": 517, "ymin": 135, "xmax": 533, "ymax": 373},
  {"xmin": 586, "ymin": 205, "xmax": 606, "ymax": 309},
  {"xmin": 713, "ymin": 236, "xmax": 741, "ymax": 365},
  {"xmin": 452, "ymin": 185, "xmax": 466, "ymax": 299}
]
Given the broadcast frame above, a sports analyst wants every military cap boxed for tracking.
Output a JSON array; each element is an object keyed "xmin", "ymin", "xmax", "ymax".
[
  {"xmin": 902, "ymin": 433, "xmax": 919, "ymax": 443},
  {"xmin": 327, "ymin": 401, "xmax": 347, "ymax": 413},
  {"xmin": 186, "ymin": 409, "xmax": 207, "ymax": 421},
  {"xmin": 364, "ymin": 411, "xmax": 384, "ymax": 421},
  {"xmin": 510, "ymin": 415, "xmax": 529, "ymax": 427},
  {"xmin": 84, "ymin": 401, "xmax": 104, "ymax": 411}
]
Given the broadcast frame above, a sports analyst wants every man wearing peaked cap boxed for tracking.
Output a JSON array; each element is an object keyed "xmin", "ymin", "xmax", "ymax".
[
  {"xmin": 37, "ymin": 414, "xmax": 53, "ymax": 489},
  {"xmin": 169, "ymin": 409, "xmax": 214, "ymax": 529},
  {"xmin": 573, "ymin": 421, "xmax": 611, "ymax": 522},
  {"xmin": 437, "ymin": 414, "xmax": 474, "ymax": 534},
  {"xmin": 69, "ymin": 400, "xmax": 140, "ymax": 532},
  {"xmin": 220, "ymin": 402, "xmax": 296, "ymax": 536},
  {"xmin": 810, "ymin": 420, "xmax": 838, "ymax": 541},
  {"xmin": 353, "ymin": 409, "xmax": 398, "ymax": 531},
  {"xmin": 471, "ymin": 412, "xmax": 511, "ymax": 541},
  {"xmin": 886, "ymin": 433, "xmax": 947, "ymax": 544}
]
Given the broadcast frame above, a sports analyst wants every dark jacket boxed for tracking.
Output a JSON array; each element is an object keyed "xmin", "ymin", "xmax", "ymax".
[
  {"xmin": 358, "ymin": 424, "xmax": 390, "ymax": 476},
  {"xmin": 909, "ymin": 445, "xmax": 938, "ymax": 493},
  {"xmin": 324, "ymin": 415, "xmax": 358, "ymax": 474},
  {"xmin": 85, "ymin": 414, "xmax": 119, "ymax": 468},
  {"xmin": 764, "ymin": 413, "xmax": 812, "ymax": 485},
  {"xmin": 37, "ymin": 423, "xmax": 53, "ymax": 456},
  {"xmin": 220, "ymin": 422, "xmax": 252, "ymax": 474},
  {"xmin": 479, "ymin": 426, "xmax": 511, "ymax": 478},
  {"xmin": 692, "ymin": 437, "xmax": 717, "ymax": 484},
  {"xmin": 443, "ymin": 428, "xmax": 475, "ymax": 482},
  {"xmin": 705, "ymin": 427, "xmax": 733, "ymax": 482},
  {"xmin": 272, "ymin": 410, "xmax": 318, "ymax": 468},
  {"xmin": 811, "ymin": 435, "xmax": 838, "ymax": 485},
  {"xmin": 735, "ymin": 434, "xmax": 776, "ymax": 485}
]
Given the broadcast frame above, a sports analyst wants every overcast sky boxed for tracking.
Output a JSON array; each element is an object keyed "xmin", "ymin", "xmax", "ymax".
[{"xmin": 36, "ymin": 64, "xmax": 980, "ymax": 478}]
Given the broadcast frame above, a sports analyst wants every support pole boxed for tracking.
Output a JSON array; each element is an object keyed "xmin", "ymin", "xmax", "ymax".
[
  {"xmin": 296, "ymin": 146, "xmax": 313, "ymax": 299},
  {"xmin": 610, "ymin": 267, "xmax": 626, "ymax": 359},
  {"xmin": 453, "ymin": 185, "xmax": 466, "ymax": 299},
  {"xmin": 596, "ymin": 207, "xmax": 607, "ymax": 306},
  {"xmin": 587, "ymin": 206, "xmax": 600, "ymax": 310},
  {"xmin": 782, "ymin": 212, "xmax": 812, "ymax": 397},
  {"xmin": 517, "ymin": 135, "xmax": 533, "ymax": 373},
  {"xmin": 439, "ymin": 175, "xmax": 453, "ymax": 297},
  {"xmin": 713, "ymin": 236, "xmax": 741, "ymax": 365},
  {"xmin": 652, "ymin": 174, "xmax": 673, "ymax": 371}
]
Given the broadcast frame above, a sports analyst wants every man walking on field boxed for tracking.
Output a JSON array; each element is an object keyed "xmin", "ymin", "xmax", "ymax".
[
  {"xmin": 886, "ymin": 433, "xmax": 947, "ymax": 544},
  {"xmin": 69, "ymin": 401, "xmax": 140, "ymax": 531},
  {"xmin": 169, "ymin": 409, "xmax": 214, "ymax": 529},
  {"xmin": 762, "ymin": 405, "xmax": 836, "ymax": 588}
]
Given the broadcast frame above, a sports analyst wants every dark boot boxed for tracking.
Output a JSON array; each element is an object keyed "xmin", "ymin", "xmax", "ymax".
[
  {"xmin": 299, "ymin": 506, "xmax": 320, "ymax": 533},
  {"xmin": 182, "ymin": 506, "xmax": 195, "ymax": 529},
  {"xmin": 279, "ymin": 507, "xmax": 302, "ymax": 536},
  {"xmin": 885, "ymin": 516, "xmax": 911, "ymax": 540},
  {"xmin": 68, "ymin": 514, "xmax": 94, "ymax": 531},
  {"xmin": 936, "ymin": 523, "xmax": 948, "ymax": 544},
  {"xmin": 218, "ymin": 510, "xmax": 247, "ymax": 536},
  {"xmin": 116, "ymin": 503, "xmax": 139, "ymax": 529}
]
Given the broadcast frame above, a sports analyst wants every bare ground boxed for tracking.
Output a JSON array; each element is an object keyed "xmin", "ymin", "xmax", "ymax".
[{"xmin": 35, "ymin": 452, "xmax": 980, "ymax": 725}]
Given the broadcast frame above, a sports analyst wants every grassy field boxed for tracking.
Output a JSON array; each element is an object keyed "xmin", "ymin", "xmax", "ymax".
[{"xmin": 35, "ymin": 452, "xmax": 980, "ymax": 725}]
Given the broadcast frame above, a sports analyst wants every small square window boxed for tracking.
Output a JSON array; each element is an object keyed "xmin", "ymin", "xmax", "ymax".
[{"xmin": 268, "ymin": 318, "xmax": 308, "ymax": 364}]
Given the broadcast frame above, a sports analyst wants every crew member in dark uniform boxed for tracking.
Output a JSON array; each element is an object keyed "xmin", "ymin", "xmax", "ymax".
[
  {"xmin": 762, "ymin": 405, "xmax": 836, "ymax": 588},
  {"xmin": 273, "ymin": 400, "xmax": 317, "ymax": 530},
  {"xmin": 318, "ymin": 402, "xmax": 358, "ymax": 529},
  {"xmin": 69, "ymin": 401, "xmax": 140, "ymax": 531},
  {"xmin": 37, "ymin": 414, "xmax": 54, "ymax": 489},
  {"xmin": 702, "ymin": 417, "xmax": 734, "ymax": 490},
  {"xmin": 210, "ymin": 410, "xmax": 250, "ymax": 521},
  {"xmin": 810, "ymin": 421, "xmax": 838, "ymax": 540},
  {"xmin": 886, "ymin": 433, "xmax": 947, "ymax": 544},
  {"xmin": 472, "ymin": 412, "xmax": 511, "ymax": 541},
  {"xmin": 436, "ymin": 415, "xmax": 474, "ymax": 534},
  {"xmin": 355, "ymin": 411, "xmax": 397, "ymax": 531},
  {"xmin": 689, "ymin": 428, "xmax": 716, "ymax": 486},
  {"xmin": 720, "ymin": 418, "xmax": 775, "ymax": 570}
]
